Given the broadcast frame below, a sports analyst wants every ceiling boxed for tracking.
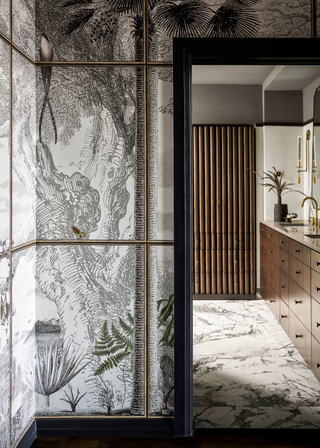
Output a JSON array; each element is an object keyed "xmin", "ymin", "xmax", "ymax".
[{"xmin": 192, "ymin": 65, "xmax": 320, "ymax": 90}]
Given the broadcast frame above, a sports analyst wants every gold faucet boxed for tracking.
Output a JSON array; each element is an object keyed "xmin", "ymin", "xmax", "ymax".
[{"xmin": 301, "ymin": 196, "xmax": 319, "ymax": 226}]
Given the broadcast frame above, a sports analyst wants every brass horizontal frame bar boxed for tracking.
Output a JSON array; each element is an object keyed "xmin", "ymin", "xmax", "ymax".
[{"xmin": 11, "ymin": 239, "xmax": 174, "ymax": 254}]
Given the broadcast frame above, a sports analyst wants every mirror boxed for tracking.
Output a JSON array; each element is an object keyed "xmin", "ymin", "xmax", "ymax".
[{"xmin": 312, "ymin": 87, "xmax": 320, "ymax": 204}]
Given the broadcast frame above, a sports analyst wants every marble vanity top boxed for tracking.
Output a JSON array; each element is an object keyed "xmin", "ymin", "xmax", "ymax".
[{"xmin": 262, "ymin": 219, "xmax": 320, "ymax": 253}]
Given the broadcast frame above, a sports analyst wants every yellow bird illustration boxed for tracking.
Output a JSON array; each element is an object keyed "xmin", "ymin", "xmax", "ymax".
[{"xmin": 72, "ymin": 226, "xmax": 86, "ymax": 239}]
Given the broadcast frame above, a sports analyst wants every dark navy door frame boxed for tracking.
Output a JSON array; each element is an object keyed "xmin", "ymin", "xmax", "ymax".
[{"xmin": 172, "ymin": 38, "xmax": 320, "ymax": 437}]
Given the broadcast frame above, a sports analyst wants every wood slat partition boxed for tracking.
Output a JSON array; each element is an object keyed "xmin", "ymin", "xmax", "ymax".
[{"xmin": 193, "ymin": 125, "xmax": 256, "ymax": 295}]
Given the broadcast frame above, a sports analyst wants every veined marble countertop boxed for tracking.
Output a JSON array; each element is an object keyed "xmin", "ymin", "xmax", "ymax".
[{"xmin": 262, "ymin": 219, "xmax": 320, "ymax": 253}]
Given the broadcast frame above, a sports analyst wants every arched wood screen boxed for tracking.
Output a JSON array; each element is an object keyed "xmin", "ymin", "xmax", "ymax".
[{"xmin": 193, "ymin": 125, "xmax": 256, "ymax": 295}]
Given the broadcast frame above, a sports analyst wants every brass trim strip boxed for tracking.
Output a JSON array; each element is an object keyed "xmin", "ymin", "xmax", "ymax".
[{"xmin": 9, "ymin": 34, "xmax": 12, "ymax": 448}]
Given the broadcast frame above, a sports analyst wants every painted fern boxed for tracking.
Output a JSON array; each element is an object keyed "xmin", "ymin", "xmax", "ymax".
[
  {"xmin": 93, "ymin": 312, "xmax": 133, "ymax": 376},
  {"xmin": 157, "ymin": 293, "xmax": 174, "ymax": 348}
]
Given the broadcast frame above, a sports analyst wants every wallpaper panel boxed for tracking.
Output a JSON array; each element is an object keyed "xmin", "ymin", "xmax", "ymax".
[
  {"xmin": 0, "ymin": 0, "xmax": 10, "ymax": 39},
  {"xmin": 149, "ymin": 245, "xmax": 174, "ymax": 416},
  {"xmin": 0, "ymin": 38, "xmax": 10, "ymax": 245},
  {"xmin": 0, "ymin": 257, "xmax": 10, "ymax": 448},
  {"xmin": 34, "ymin": 0, "xmax": 143, "ymax": 62},
  {"xmin": 318, "ymin": 0, "xmax": 320, "ymax": 37},
  {"xmin": 35, "ymin": 66, "xmax": 144, "ymax": 241},
  {"xmin": 148, "ymin": 67, "xmax": 173, "ymax": 241},
  {"xmin": 12, "ymin": 49, "xmax": 36, "ymax": 247},
  {"xmin": 34, "ymin": 244, "xmax": 145, "ymax": 416},
  {"xmin": 149, "ymin": 0, "xmax": 312, "ymax": 62},
  {"xmin": 11, "ymin": 247, "xmax": 36, "ymax": 448},
  {"xmin": 12, "ymin": 0, "xmax": 36, "ymax": 60}
]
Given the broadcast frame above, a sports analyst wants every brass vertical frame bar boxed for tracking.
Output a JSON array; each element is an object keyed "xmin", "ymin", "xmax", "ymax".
[
  {"xmin": 199, "ymin": 127, "xmax": 205, "ymax": 294},
  {"xmin": 221, "ymin": 127, "xmax": 228, "ymax": 293},
  {"xmin": 249, "ymin": 127, "xmax": 256, "ymax": 293},
  {"xmin": 238, "ymin": 127, "xmax": 244, "ymax": 294},
  {"xmin": 227, "ymin": 127, "xmax": 233, "ymax": 294},
  {"xmin": 210, "ymin": 127, "xmax": 216, "ymax": 294},
  {"xmin": 204, "ymin": 126, "xmax": 211, "ymax": 294},
  {"xmin": 244, "ymin": 127, "xmax": 250, "ymax": 294},
  {"xmin": 216, "ymin": 127, "xmax": 222, "ymax": 294},
  {"xmin": 233, "ymin": 127, "xmax": 239, "ymax": 294},
  {"xmin": 193, "ymin": 127, "xmax": 200, "ymax": 294},
  {"xmin": 144, "ymin": 63, "xmax": 148, "ymax": 417}
]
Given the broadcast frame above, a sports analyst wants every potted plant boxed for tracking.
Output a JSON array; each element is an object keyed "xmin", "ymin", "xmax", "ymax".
[{"xmin": 257, "ymin": 167, "xmax": 303, "ymax": 222}]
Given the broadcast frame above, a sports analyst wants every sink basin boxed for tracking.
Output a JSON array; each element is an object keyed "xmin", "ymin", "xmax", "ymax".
[
  {"xmin": 279, "ymin": 222, "xmax": 305, "ymax": 226},
  {"xmin": 304, "ymin": 234, "xmax": 320, "ymax": 238}
]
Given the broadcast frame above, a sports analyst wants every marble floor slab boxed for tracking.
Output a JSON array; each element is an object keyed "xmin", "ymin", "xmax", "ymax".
[{"xmin": 193, "ymin": 299, "xmax": 320, "ymax": 428}]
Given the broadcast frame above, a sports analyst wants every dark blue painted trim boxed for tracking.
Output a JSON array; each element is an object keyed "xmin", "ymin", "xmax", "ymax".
[{"xmin": 16, "ymin": 422, "xmax": 36, "ymax": 448}]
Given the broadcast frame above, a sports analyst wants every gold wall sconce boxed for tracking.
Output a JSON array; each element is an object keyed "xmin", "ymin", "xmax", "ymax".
[
  {"xmin": 312, "ymin": 135, "xmax": 317, "ymax": 184},
  {"xmin": 296, "ymin": 130, "xmax": 310, "ymax": 184}
]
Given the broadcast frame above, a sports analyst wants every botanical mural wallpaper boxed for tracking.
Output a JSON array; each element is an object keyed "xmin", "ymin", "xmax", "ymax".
[{"xmin": 0, "ymin": 0, "xmax": 316, "ymax": 445}]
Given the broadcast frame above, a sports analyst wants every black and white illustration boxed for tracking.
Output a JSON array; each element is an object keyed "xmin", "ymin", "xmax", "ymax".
[
  {"xmin": 12, "ymin": 49, "xmax": 37, "ymax": 247},
  {"xmin": 0, "ymin": 0, "xmax": 10, "ymax": 39},
  {"xmin": 12, "ymin": 0, "xmax": 36, "ymax": 60},
  {"xmin": 34, "ymin": 0, "xmax": 142, "ymax": 62},
  {"xmin": 149, "ymin": 245, "xmax": 174, "ymax": 416},
  {"xmin": 32, "ymin": 244, "xmax": 145, "ymax": 416},
  {"xmin": 148, "ymin": 67, "xmax": 173, "ymax": 241},
  {"xmin": 11, "ymin": 248, "xmax": 36, "ymax": 447},
  {"xmin": 35, "ymin": 65, "xmax": 144, "ymax": 241},
  {"xmin": 148, "ymin": 0, "xmax": 311, "ymax": 62},
  {"xmin": 317, "ymin": 0, "xmax": 320, "ymax": 38},
  {"xmin": 0, "ymin": 37, "xmax": 10, "ymax": 244},
  {"xmin": 0, "ymin": 257, "xmax": 10, "ymax": 448}
]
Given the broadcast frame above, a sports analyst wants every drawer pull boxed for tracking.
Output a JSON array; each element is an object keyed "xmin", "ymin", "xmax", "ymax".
[
  {"xmin": 260, "ymin": 243, "xmax": 263, "ymax": 246},
  {"xmin": 316, "ymin": 287, "xmax": 320, "ymax": 292},
  {"xmin": 260, "ymin": 286, "xmax": 265, "ymax": 290},
  {"xmin": 295, "ymin": 334, "xmax": 303, "ymax": 338},
  {"xmin": 294, "ymin": 300, "xmax": 302, "ymax": 304},
  {"xmin": 281, "ymin": 315, "xmax": 287, "ymax": 319},
  {"xmin": 269, "ymin": 250, "xmax": 273, "ymax": 254},
  {"xmin": 269, "ymin": 299, "xmax": 275, "ymax": 303},
  {"xmin": 260, "ymin": 263, "xmax": 264, "ymax": 267},
  {"xmin": 317, "ymin": 363, "xmax": 320, "ymax": 368},
  {"xmin": 269, "ymin": 234, "xmax": 273, "ymax": 237},
  {"xmin": 280, "ymin": 240, "xmax": 285, "ymax": 244},
  {"xmin": 295, "ymin": 271, "xmax": 300, "ymax": 274},
  {"xmin": 316, "ymin": 322, "xmax": 320, "ymax": 327},
  {"xmin": 281, "ymin": 285, "xmax": 285, "ymax": 289},
  {"xmin": 294, "ymin": 249, "xmax": 300, "ymax": 253},
  {"xmin": 317, "ymin": 262, "xmax": 320, "ymax": 266},
  {"xmin": 269, "ymin": 273, "xmax": 273, "ymax": 277}
]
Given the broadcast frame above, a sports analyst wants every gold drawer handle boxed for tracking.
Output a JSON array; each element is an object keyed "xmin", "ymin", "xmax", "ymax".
[
  {"xmin": 317, "ymin": 261, "xmax": 320, "ymax": 266},
  {"xmin": 295, "ymin": 271, "xmax": 300, "ymax": 274},
  {"xmin": 281, "ymin": 315, "xmax": 287, "ymax": 319},
  {"xmin": 269, "ymin": 250, "xmax": 273, "ymax": 254},
  {"xmin": 281, "ymin": 285, "xmax": 285, "ymax": 289},
  {"xmin": 280, "ymin": 240, "xmax": 285, "ymax": 244},
  {"xmin": 316, "ymin": 322, "xmax": 320, "ymax": 327},
  {"xmin": 269, "ymin": 234, "xmax": 273, "ymax": 237},
  {"xmin": 281, "ymin": 259, "xmax": 285, "ymax": 263},
  {"xmin": 260, "ymin": 263, "xmax": 264, "ymax": 267},
  {"xmin": 316, "ymin": 287, "xmax": 320, "ymax": 292},
  {"xmin": 294, "ymin": 300, "xmax": 302, "ymax": 304},
  {"xmin": 269, "ymin": 299, "xmax": 275, "ymax": 303},
  {"xmin": 294, "ymin": 249, "xmax": 300, "ymax": 253},
  {"xmin": 295, "ymin": 334, "xmax": 303, "ymax": 338},
  {"xmin": 317, "ymin": 363, "xmax": 320, "ymax": 368},
  {"xmin": 269, "ymin": 273, "xmax": 273, "ymax": 277}
]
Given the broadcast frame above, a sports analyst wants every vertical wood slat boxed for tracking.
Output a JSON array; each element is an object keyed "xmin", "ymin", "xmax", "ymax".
[
  {"xmin": 204, "ymin": 127, "xmax": 211, "ymax": 294},
  {"xmin": 198, "ymin": 127, "xmax": 206, "ymax": 294},
  {"xmin": 193, "ymin": 127, "xmax": 200, "ymax": 294},
  {"xmin": 193, "ymin": 125, "xmax": 255, "ymax": 296},
  {"xmin": 216, "ymin": 127, "xmax": 222, "ymax": 294},
  {"xmin": 210, "ymin": 127, "xmax": 216, "ymax": 294}
]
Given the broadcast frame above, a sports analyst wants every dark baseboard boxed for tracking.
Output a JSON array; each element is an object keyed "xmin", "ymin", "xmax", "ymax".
[
  {"xmin": 16, "ymin": 422, "xmax": 36, "ymax": 448},
  {"xmin": 35, "ymin": 417, "xmax": 174, "ymax": 438}
]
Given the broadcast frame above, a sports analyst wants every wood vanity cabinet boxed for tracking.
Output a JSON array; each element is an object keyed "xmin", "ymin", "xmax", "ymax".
[{"xmin": 260, "ymin": 222, "xmax": 320, "ymax": 381}]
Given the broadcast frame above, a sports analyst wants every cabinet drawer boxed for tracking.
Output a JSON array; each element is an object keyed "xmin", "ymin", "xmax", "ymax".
[
  {"xmin": 266, "ymin": 258, "xmax": 280, "ymax": 295},
  {"xmin": 280, "ymin": 300, "xmax": 289, "ymax": 335},
  {"xmin": 266, "ymin": 239, "xmax": 280, "ymax": 266},
  {"xmin": 288, "ymin": 254, "xmax": 310, "ymax": 295},
  {"xmin": 288, "ymin": 278, "xmax": 311, "ymax": 331},
  {"xmin": 312, "ymin": 297, "xmax": 320, "ymax": 343},
  {"xmin": 288, "ymin": 239, "xmax": 311, "ymax": 267},
  {"xmin": 289, "ymin": 311, "xmax": 312, "ymax": 368},
  {"xmin": 260, "ymin": 235, "xmax": 267, "ymax": 255},
  {"xmin": 280, "ymin": 270, "xmax": 289, "ymax": 303},
  {"xmin": 264, "ymin": 285, "xmax": 280, "ymax": 322},
  {"xmin": 279, "ymin": 248, "xmax": 289, "ymax": 274},
  {"xmin": 311, "ymin": 269, "xmax": 320, "ymax": 302},
  {"xmin": 311, "ymin": 336, "xmax": 320, "ymax": 382},
  {"xmin": 311, "ymin": 249, "xmax": 320, "ymax": 274},
  {"xmin": 276, "ymin": 233, "xmax": 289, "ymax": 251}
]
